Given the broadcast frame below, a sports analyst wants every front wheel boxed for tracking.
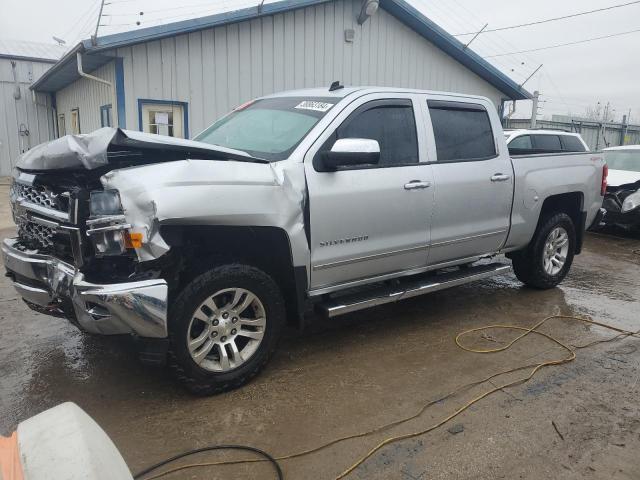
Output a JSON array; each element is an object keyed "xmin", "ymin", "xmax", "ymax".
[
  {"xmin": 511, "ymin": 212, "xmax": 576, "ymax": 289},
  {"xmin": 168, "ymin": 264, "xmax": 285, "ymax": 395}
]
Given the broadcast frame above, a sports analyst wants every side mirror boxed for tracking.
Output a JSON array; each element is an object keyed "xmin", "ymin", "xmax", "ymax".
[{"xmin": 321, "ymin": 138, "xmax": 380, "ymax": 170}]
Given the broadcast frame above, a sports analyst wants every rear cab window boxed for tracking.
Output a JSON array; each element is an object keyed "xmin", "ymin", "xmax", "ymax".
[
  {"xmin": 507, "ymin": 135, "xmax": 533, "ymax": 155},
  {"xmin": 532, "ymin": 135, "xmax": 562, "ymax": 152},
  {"xmin": 560, "ymin": 135, "xmax": 587, "ymax": 152},
  {"xmin": 427, "ymin": 100, "xmax": 496, "ymax": 162}
]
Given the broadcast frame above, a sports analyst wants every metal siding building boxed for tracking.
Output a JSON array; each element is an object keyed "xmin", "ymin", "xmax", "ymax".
[
  {"xmin": 0, "ymin": 41, "xmax": 64, "ymax": 175},
  {"xmin": 55, "ymin": 62, "xmax": 116, "ymax": 135},
  {"xmin": 30, "ymin": 0, "xmax": 529, "ymax": 146}
]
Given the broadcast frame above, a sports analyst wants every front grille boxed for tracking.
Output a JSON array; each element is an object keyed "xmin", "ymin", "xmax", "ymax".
[
  {"xmin": 11, "ymin": 180, "xmax": 78, "ymax": 264},
  {"xmin": 16, "ymin": 218, "xmax": 55, "ymax": 249},
  {"xmin": 11, "ymin": 183, "xmax": 69, "ymax": 213}
]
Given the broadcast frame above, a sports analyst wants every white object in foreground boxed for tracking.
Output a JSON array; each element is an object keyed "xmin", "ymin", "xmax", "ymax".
[{"xmin": 16, "ymin": 402, "xmax": 132, "ymax": 480}]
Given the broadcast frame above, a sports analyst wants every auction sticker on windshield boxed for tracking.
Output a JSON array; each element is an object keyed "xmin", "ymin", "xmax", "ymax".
[{"xmin": 295, "ymin": 101, "xmax": 334, "ymax": 112}]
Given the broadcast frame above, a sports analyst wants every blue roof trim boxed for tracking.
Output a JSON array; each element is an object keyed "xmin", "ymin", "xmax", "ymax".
[
  {"xmin": 380, "ymin": 0, "xmax": 530, "ymax": 100},
  {"xmin": 36, "ymin": 0, "xmax": 529, "ymax": 100},
  {"xmin": 84, "ymin": 0, "xmax": 332, "ymax": 53}
]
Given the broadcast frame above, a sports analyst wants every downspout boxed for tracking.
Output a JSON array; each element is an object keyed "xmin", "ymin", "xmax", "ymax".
[
  {"xmin": 10, "ymin": 61, "xmax": 21, "ymax": 100},
  {"xmin": 77, "ymin": 51, "xmax": 118, "ymax": 128},
  {"xmin": 30, "ymin": 79, "xmax": 56, "ymax": 140}
]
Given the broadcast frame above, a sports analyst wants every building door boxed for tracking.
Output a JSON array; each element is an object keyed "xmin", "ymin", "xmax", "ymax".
[
  {"xmin": 305, "ymin": 94, "xmax": 434, "ymax": 292},
  {"xmin": 70, "ymin": 108, "xmax": 80, "ymax": 134},
  {"xmin": 141, "ymin": 102, "xmax": 185, "ymax": 138},
  {"xmin": 57, "ymin": 114, "xmax": 66, "ymax": 137}
]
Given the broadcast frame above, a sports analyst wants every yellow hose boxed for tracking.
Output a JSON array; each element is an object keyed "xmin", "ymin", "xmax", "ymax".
[{"xmin": 142, "ymin": 314, "xmax": 640, "ymax": 480}]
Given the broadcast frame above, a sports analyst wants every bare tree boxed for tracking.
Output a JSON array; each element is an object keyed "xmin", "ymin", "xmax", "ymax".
[{"xmin": 584, "ymin": 102, "xmax": 603, "ymax": 121}]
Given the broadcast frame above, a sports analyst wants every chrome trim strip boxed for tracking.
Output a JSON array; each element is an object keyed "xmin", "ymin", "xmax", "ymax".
[
  {"xmin": 86, "ymin": 223, "xmax": 132, "ymax": 235},
  {"xmin": 86, "ymin": 214, "xmax": 127, "ymax": 226},
  {"xmin": 14, "ymin": 281, "xmax": 53, "ymax": 305},
  {"xmin": 430, "ymin": 230, "xmax": 507, "ymax": 248},
  {"xmin": 309, "ymin": 253, "xmax": 491, "ymax": 296},
  {"xmin": 28, "ymin": 214, "xmax": 60, "ymax": 229},
  {"xmin": 313, "ymin": 244, "xmax": 429, "ymax": 271},
  {"xmin": 322, "ymin": 264, "xmax": 511, "ymax": 317},
  {"xmin": 19, "ymin": 200, "xmax": 70, "ymax": 222}
]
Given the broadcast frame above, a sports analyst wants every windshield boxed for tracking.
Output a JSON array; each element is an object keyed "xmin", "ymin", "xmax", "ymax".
[
  {"xmin": 194, "ymin": 97, "xmax": 336, "ymax": 161},
  {"xmin": 604, "ymin": 150, "xmax": 640, "ymax": 172}
]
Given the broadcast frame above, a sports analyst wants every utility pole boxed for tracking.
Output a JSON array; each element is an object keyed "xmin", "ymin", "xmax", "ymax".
[
  {"xmin": 601, "ymin": 101, "xmax": 611, "ymax": 148},
  {"xmin": 91, "ymin": 0, "xmax": 106, "ymax": 46},
  {"xmin": 621, "ymin": 113, "xmax": 628, "ymax": 146},
  {"xmin": 530, "ymin": 90, "xmax": 540, "ymax": 129}
]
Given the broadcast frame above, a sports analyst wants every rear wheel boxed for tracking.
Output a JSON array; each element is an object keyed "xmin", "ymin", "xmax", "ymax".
[
  {"xmin": 511, "ymin": 212, "xmax": 576, "ymax": 289},
  {"xmin": 169, "ymin": 264, "xmax": 285, "ymax": 395}
]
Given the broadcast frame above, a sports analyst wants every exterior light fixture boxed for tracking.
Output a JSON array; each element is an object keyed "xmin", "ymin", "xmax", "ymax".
[{"xmin": 357, "ymin": 0, "xmax": 379, "ymax": 25}]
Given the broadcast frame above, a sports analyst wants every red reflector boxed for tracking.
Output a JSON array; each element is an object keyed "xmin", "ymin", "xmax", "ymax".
[
  {"xmin": 233, "ymin": 100, "xmax": 254, "ymax": 111},
  {"xmin": 601, "ymin": 164, "xmax": 608, "ymax": 196}
]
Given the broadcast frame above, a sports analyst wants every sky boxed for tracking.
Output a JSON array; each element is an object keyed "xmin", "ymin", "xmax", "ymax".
[{"xmin": 1, "ymin": 0, "xmax": 639, "ymax": 122}]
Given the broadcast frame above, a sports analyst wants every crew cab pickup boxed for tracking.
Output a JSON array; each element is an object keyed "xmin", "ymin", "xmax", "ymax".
[{"xmin": 4, "ymin": 87, "xmax": 606, "ymax": 394}]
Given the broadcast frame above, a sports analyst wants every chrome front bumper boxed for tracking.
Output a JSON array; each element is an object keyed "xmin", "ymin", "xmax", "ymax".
[{"xmin": 2, "ymin": 237, "xmax": 168, "ymax": 338}]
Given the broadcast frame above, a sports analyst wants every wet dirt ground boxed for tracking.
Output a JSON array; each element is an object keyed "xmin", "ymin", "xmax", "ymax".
[{"xmin": 1, "ymin": 212, "xmax": 639, "ymax": 479}]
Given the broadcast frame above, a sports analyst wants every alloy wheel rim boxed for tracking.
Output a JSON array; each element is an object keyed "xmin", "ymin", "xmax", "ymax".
[
  {"xmin": 542, "ymin": 227, "xmax": 569, "ymax": 276},
  {"xmin": 186, "ymin": 288, "xmax": 266, "ymax": 372}
]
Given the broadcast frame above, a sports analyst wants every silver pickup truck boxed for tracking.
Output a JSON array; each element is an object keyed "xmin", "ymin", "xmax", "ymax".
[{"xmin": 4, "ymin": 87, "xmax": 606, "ymax": 394}]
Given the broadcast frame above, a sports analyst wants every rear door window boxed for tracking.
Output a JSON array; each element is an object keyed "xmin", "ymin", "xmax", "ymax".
[
  {"xmin": 532, "ymin": 135, "xmax": 562, "ymax": 152},
  {"xmin": 560, "ymin": 135, "xmax": 587, "ymax": 152},
  {"xmin": 428, "ymin": 100, "xmax": 496, "ymax": 162}
]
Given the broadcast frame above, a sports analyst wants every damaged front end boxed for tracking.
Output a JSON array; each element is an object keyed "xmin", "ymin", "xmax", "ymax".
[
  {"xmin": 3, "ymin": 128, "xmax": 256, "ymax": 340},
  {"xmin": 4, "ymin": 168, "xmax": 169, "ymax": 339},
  {"xmin": 601, "ymin": 181, "xmax": 640, "ymax": 230}
]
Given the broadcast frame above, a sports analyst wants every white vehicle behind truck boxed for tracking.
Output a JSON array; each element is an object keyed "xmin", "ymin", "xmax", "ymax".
[
  {"xmin": 4, "ymin": 86, "xmax": 606, "ymax": 394},
  {"xmin": 504, "ymin": 129, "xmax": 589, "ymax": 155}
]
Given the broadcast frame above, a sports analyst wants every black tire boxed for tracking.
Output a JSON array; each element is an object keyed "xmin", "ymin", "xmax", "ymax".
[
  {"xmin": 168, "ymin": 264, "xmax": 285, "ymax": 395},
  {"xmin": 511, "ymin": 212, "xmax": 576, "ymax": 289}
]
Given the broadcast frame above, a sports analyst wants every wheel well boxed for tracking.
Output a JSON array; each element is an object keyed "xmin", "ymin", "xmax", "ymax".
[
  {"xmin": 160, "ymin": 225, "xmax": 306, "ymax": 325},
  {"xmin": 538, "ymin": 192, "xmax": 585, "ymax": 253}
]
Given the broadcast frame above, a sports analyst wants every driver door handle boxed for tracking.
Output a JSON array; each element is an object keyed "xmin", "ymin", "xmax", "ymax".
[
  {"xmin": 404, "ymin": 180, "xmax": 432, "ymax": 190},
  {"xmin": 490, "ymin": 173, "xmax": 511, "ymax": 182}
]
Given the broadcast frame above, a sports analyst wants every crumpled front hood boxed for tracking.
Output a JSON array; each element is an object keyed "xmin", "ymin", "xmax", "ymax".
[
  {"xmin": 16, "ymin": 127, "xmax": 257, "ymax": 172},
  {"xmin": 608, "ymin": 169, "xmax": 640, "ymax": 188}
]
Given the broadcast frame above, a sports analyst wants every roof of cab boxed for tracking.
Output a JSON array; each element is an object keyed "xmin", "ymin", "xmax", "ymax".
[
  {"xmin": 506, "ymin": 129, "xmax": 583, "ymax": 136},
  {"xmin": 265, "ymin": 86, "xmax": 495, "ymax": 102}
]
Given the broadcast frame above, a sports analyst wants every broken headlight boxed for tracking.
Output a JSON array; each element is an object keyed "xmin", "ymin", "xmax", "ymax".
[
  {"xmin": 90, "ymin": 190, "xmax": 123, "ymax": 216},
  {"xmin": 87, "ymin": 190, "xmax": 130, "ymax": 256},
  {"xmin": 621, "ymin": 190, "xmax": 640, "ymax": 213}
]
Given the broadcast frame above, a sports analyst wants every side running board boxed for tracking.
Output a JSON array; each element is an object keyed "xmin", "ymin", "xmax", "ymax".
[{"xmin": 319, "ymin": 263, "xmax": 511, "ymax": 318}]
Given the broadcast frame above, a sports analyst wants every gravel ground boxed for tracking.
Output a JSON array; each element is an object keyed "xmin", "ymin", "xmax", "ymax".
[{"xmin": 1, "ymin": 179, "xmax": 639, "ymax": 479}]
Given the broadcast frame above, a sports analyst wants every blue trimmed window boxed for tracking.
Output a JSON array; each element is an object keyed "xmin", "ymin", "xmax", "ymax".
[
  {"xmin": 100, "ymin": 104, "xmax": 113, "ymax": 127},
  {"xmin": 137, "ymin": 99, "xmax": 189, "ymax": 139}
]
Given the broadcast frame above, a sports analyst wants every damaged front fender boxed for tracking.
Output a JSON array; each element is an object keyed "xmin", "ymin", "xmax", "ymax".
[{"xmin": 101, "ymin": 159, "xmax": 309, "ymax": 266}]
